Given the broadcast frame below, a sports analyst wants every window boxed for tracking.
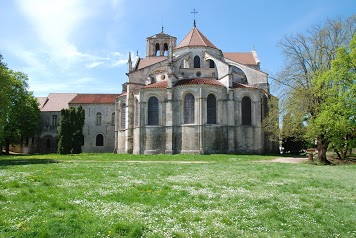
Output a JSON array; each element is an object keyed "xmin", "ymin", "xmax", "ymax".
[
  {"xmin": 241, "ymin": 96, "xmax": 252, "ymax": 125},
  {"xmin": 207, "ymin": 94, "xmax": 217, "ymax": 124},
  {"xmin": 155, "ymin": 43, "xmax": 160, "ymax": 56},
  {"xmin": 120, "ymin": 104, "xmax": 126, "ymax": 129},
  {"xmin": 194, "ymin": 55, "xmax": 200, "ymax": 68},
  {"xmin": 209, "ymin": 59, "xmax": 215, "ymax": 68},
  {"xmin": 184, "ymin": 93, "xmax": 195, "ymax": 124},
  {"xmin": 148, "ymin": 96, "xmax": 159, "ymax": 125},
  {"xmin": 96, "ymin": 112, "xmax": 102, "ymax": 126},
  {"xmin": 96, "ymin": 134, "xmax": 104, "ymax": 146},
  {"xmin": 81, "ymin": 134, "xmax": 84, "ymax": 146},
  {"xmin": 164, "ymin": 43, "xmax": 168, "ymax": 56},
  {"xmin": 111, "ymin": 112, "xmax": 115, "ymax": 126},
  {"xmin": 52, "ymin": 115, "xmax": 57, "ymax": 127}
]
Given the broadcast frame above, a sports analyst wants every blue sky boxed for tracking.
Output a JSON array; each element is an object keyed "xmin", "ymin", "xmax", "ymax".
[{"xmin": 0, "ymin": 0, "xmax": 354, "ymax": 97}]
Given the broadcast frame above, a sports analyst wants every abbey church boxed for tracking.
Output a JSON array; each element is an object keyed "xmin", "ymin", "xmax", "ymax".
[
  {"xmin": 115, "ymin": 24, "xmax": 278, "ymax": 154},
  {"xmin": 18, "ymin": 23, "xmax": 277, "ymax": 154}
]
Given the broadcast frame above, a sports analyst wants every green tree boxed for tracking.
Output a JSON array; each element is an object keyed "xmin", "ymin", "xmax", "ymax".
[
  {"xmin": 280, "ymin": 113, "xmax": 306, "ymax": 154},
  {"xmin": 275, "ymin": 15, "xmax": 355, "ymax": 164},
  {"xmin": 0, "ymin": 54, "xmax": 11, "ymax": 148},
  {"xmin": 1, "ymin": 67, "xmax": 40, "ymax": 154},
  {"xmin": 308, "ymin": 34, "xmax": 356, "ymax": 160},
  {"xmin": 57, "ymin": 106, "xmax": 85, "ymax": 154}
]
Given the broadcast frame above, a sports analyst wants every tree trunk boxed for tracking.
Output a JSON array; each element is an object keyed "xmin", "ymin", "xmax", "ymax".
[
  {"xmin": 317, "ymin": 137, "xmax": 331, "ymax": 164},
  {"xmin": 5, "ymin": 139, "xmax": 10, "ymax": 155}
]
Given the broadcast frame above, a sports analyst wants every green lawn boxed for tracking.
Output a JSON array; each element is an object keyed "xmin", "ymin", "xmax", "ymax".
[{"xmin": 0, "ymin": 154, "xmax": 355, "ymax": 237}]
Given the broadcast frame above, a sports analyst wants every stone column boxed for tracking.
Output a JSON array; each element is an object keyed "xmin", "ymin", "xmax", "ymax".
[
  {"xmin": 199, "ymin": 88, "xmax": 204, "ymax": 154},
  {"xmin": 227, "ymin": 90, "xmax": 235, "ymax": 153},
  {"xmin": 165, "ymin": 89, "xmax": 174, "ymax": 154}
]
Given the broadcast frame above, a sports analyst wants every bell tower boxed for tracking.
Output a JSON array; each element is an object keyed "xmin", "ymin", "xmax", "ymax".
[{"xmin": 146, "ymin": 27, "xmax": 177, "ymax": 57}]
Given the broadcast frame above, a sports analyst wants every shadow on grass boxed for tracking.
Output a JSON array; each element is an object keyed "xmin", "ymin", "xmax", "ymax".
[{"xmin": 0, "ymin": 158, "xmax": 60, "ymax": 167}]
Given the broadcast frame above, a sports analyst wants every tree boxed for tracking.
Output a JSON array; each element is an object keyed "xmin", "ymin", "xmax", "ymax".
[
  {"xmin": 0, "ymin": 54, "xmax": 11, "ymax": 148},
  {"xmin": 57, "ymin": 106, "xmax": 85, "ymax": 154},
  {"xmin": 275, "ymin": 15, "xmax": 356, "ymax": 164},
  {"xmin": 308, "ymin": 34, "xmax": 356, "ymax": 160},
  {"xmin": 0, "ymin": 63, "xmax": 40, "ymax": 154},
  {"xmin": 281, "ymin": 113, "xmax": 306, "ymax": 154}
]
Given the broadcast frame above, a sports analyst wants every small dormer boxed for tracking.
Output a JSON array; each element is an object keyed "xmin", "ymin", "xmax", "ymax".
[{"xmin": 146, "ymin": 29, "xmax": 177, "ymax": 57}]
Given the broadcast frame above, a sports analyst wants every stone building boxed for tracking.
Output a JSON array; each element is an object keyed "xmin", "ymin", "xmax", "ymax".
[
  {"xmin": 115, "ymin": 25, "xmax": 278, "ymax": 154},
  {"xmin": 34, "ymin": 93, "xmax": 118, "ymax": 153}
]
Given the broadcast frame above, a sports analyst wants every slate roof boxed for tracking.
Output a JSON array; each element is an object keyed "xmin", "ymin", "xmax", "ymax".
[
  {"xmin": 69, "ymin": 94, "xmax": 119, "ymax": 104},
  {"xmin": 223, "ymin": 52, "xmax": 258, "ymax": 65},
  {"xmin": 176, "ymin": 27, "xmax": 217, "ymax": 49},
  {"xmin": 136, "ymin": 57, "xmax": 167, "ymax": 70},
  {"xmin": 39, "ymin": 93, "xmax": 78, "ymax": 112}
]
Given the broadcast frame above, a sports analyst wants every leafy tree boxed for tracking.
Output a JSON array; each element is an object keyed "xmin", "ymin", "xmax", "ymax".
[
  {"xmin": 57, "ymin": 106, "xmax": 85, "ymax": 154},
  {"xmin": 274, "ymin": 15, "xmax": 355, "ymax": 164},
  {"xmin": 307, "ymin": 34, "xmax": 356, "ymax": 160},
  {"xmin": 281, "ymin": 113, "xmax": 306, "ymax": 154},
  {"xmin": 0, "ymin": 54, "xmax": 11, "ymax": 148},
  {"xmin": 0, "ymin": 62, "xmax": 40, "ymax": 154}
]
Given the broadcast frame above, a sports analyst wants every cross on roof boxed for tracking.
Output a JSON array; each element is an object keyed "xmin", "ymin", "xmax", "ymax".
[{"xmin": 191, "ymin": 8, "xmax": 198, "ymax": 27}]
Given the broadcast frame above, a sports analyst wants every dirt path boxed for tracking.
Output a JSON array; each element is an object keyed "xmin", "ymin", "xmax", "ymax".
[{"xmin": 257, "ymin": 156, "xmax": 308, "ymax": 164}]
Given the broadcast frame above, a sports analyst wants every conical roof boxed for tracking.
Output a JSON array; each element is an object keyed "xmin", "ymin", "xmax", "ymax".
[{"xmin": 176, "ymin": 27, "xmax": 217, "ymax": 49}]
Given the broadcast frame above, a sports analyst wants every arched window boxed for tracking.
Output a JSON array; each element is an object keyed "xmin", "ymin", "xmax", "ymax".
[
  {"xmin": 241, "ymin": 96, "xmax": 252, "ymax": 125},
  {"xmin": 164, "ymin": 43, "xmax": 168, "ymax": 56},
  {"xmin": 209, "ymin": 59, "xmax": 215, "ymax": 68},
  {"xmin": 148, "ymin": 97, "xmax": 159, "ymax": 125},
  {"xmin": 96, "ymin": 112, "xmax": 102, "ymax": 126},
  {"xmin": 194, "ymin": 55, "xmax": 200, "ymax": 68},
  {"xmin": 96, "ymin": 134, "xmax": 104, "ymax": 146},
  {"xmin": 111, "ymin": 112, "xmax": 115, "ymax": 126},
  {"xmin": 184, "ymin": 93, "xmax": 195, "ymax": 124},
  {"xmin": 120, "ymin": 104, "xmax": 126, "ymax": 129},
  {"xmin": 155, "ymin": 43, "xmax": 160, "ymax": 56},
  {"xmin": 207, "ymin": 94, "xmax": 217, "ymax": 124}
]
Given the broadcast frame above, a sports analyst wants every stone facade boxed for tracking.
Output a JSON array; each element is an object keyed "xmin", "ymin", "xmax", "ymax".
[
  {"xmin": 33, "ymin": 93, "xmax": 118, "ymax": 153},
  {"xmin": 115, "ymin": 27, "xmax": 278, "ymax": 154}
]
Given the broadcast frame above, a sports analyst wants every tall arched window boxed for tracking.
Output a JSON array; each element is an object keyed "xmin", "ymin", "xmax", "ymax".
[
  {"xmin": 184, "ymin": 93, "xmax": 195, "ymax": 124},
  {"xmin": 209, "ymin": 59, "xmax": 215, "ymax": 68},
  {"xmin": 164, "ymin": 43, "xmax": 168, "ymax": 56},
  {"xmin": 96, "ymin": 134, "xmax": 104, "ymax": 146},
  {"xmin": 155, "ymin": 43, "xmax": 160, "ymax": 56},
  {"xmin": 120, "ymin": 104, "xmax": 126, "ymax": 129},
  {"xmin": 241, "ymin": 96, "xmax": 252, "ymax": 125},
  {"xmin": 111, "ymin": 112, "xmax": 115, "ymax": 126},
  {"xmin": 207, "ymin": 94, "xmax": 217, "ymax": 124},
  {"xmin": 148, "ymin": 96, "xmax": 159, "ymax": 125},
  {"xmin": 194, "ymin": 55, "xmax": 200, "ymax": 68},
  {"xmin": 96, "ymin": 112, "xmax": 102, "ymax": 126}
]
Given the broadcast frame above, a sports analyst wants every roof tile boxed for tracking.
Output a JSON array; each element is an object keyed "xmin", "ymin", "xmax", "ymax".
[
  {"xmin": 176, "ymin": 27, "xmax": 217, "ymax": 49},
  {"xmin": 174, "ymin": 78, "xmax": 224, "ymax": 87},
  {"xmin": 40, "ymin": 93, "xmax": 78, "ymax": 112},
  {"xmin": 69, "ymin": 94, "xmax": 119, "ymax": 104},
  {"xmin": 223, "ymin": 52, "xmax": 257, "ymax": 65},
  {"xmin": 136, "ymin": 56, "xmax": 167, "ymax": 70}
]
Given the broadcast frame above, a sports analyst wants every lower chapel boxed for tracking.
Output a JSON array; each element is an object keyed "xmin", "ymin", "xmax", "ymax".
[{"xmin": 20, "ymin": 25, "xmax": 278, "ymax": 154}]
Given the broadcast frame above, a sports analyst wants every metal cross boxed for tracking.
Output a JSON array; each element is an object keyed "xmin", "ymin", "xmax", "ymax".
[{"xmin": 191, "ymin": 8, "xmax": 198, "ymax": 27}]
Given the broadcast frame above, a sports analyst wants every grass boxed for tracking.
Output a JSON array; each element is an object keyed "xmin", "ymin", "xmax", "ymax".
[{"xmin": 0, "ymin": 153, "xmax": 355, "ymax": 237}]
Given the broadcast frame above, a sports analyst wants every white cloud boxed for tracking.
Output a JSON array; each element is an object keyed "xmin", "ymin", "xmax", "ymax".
[{"xmin": 86, "ymin": 62, "xmax": 104, "ymax": 68}]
